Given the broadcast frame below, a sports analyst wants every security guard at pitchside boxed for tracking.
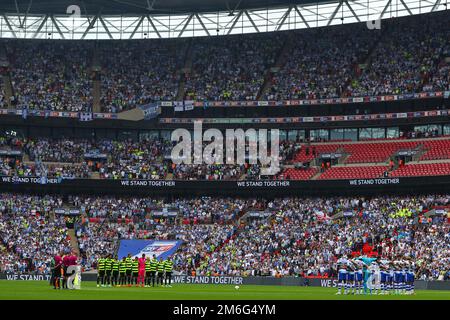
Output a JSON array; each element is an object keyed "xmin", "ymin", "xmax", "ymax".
[
  {"xmin": 149, "ymin": 255, "xmax": 158, "ymax": 287},
  {"xmin": 157, "ymin": 257, "xmax": 166, "ymax": 286},
  {"xmin": 118, "ymin": 257, "xmax": 127, "ymax": 287},
  {"xmin": 132, "ymin": 257, "xmax": 139, "ymax": 286},
  {"xmin": 164, "ymin": 257, "xmax": 174, "ymax": 287},
  {"xmin": 125, "ymin": 253, "xmax": 133, "ymax": 286},
  {"xmin": 96, "ymin": 255, "xmax": 106, "ymax": 288},
  {"xmin": 104, "ymin": 254, "xmax": 113, "ymax": 287},
  {"xmin": 112, "ymin": 255, "xmax": 120, "ymax": 287}
]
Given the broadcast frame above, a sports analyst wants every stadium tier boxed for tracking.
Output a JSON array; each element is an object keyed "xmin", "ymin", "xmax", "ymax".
[
  {"xmin": 1, "ymin": 135, "xmax": 450, "ymax": 180},
  {"xmin": 0, "ymin": 11, "xmax": 447, "ymax": 113},
  {"xmin": 1, "ymin": 193, "xmax": 448, "ymax": 279}
]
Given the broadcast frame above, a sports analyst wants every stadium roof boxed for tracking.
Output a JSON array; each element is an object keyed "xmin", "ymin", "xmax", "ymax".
[
  {"xmin": 0, "ymin": 0, "xmax": 322, "ymax": 15},
  {"xmin": 0, "ymin": 0, "xmax": 447, "ymax": 40}
]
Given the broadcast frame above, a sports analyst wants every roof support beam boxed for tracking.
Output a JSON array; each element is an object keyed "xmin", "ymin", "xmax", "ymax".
[
  {"xmin": 344, "ymin": 1, "xmax": 361, "ymax": 22},
  {"xmin": 146, "ymin": 15, "xmax": 161, "ymax": 38},
  {"xmin": 32, "ymin": 14, "xmax": 49, "ymax": 39},
  {"xmin": 431, "ymin": 0, "xmax": 442, "ymax": 11},
  {"xmin": 399, "ymin": 0, "xmax": 413, "ymax": 15},
  {"xmin": 50, "ymin": 15, "xmax": 65, "ymax": 39},
  {"xmin": 81, "ymin": 15, "xmax": 98, "ymax": 39},
  {"xmin": 178, "ymin": 13, "xmax": 194, "ymax": 37},
  {"xmin": 20, "ymin": 0, "xmax": 33, "ymax": 28},
  {"xmin": 227, "ymin": 10, "xmax": 243, "ymax": 35},
  {"xmin": 14, "ymin": 0, "xmax": 22, "ymax": 28},
  {"xmin": 294, "ymin": 6, "xmax": 310, "ymax": 28},
  {"xmin": 276, "ymin": 6, "xmax": 292, "ymax": 31},
  {"xmin": 195, "ymin": 13, "xmax": 210, "ymax": 36},
  {"xmin": 99, "ymin": 16, "xmax": 113, "ymax": 39},
  {"xmin": 379, "ymin": 0, "xmax": 393, "ymax": 19},
  {"xmin": 2, "ymin": 15, "xmax": 17, "ymax": 38},
  {"xmin": 129, "ymin": 15, "xmax": 145, "ymax": 39},
  {"xmin": 244, "ymin": 10, "xmax": 259, "ymax": 33},
  {"xmin": 327, "ymin": 1, "xmax": 344, "ymax": 26}
]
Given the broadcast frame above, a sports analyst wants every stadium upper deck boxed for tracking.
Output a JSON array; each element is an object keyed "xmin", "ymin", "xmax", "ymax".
[{"xmin": 0, "ymin": 10, "xmax": 448, "ymax": 114}]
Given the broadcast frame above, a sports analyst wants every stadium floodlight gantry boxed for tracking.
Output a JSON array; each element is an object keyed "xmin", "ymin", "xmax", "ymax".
[{"xmin": 0, "ymin": 0, "xmax": 447, "ymax": 40}]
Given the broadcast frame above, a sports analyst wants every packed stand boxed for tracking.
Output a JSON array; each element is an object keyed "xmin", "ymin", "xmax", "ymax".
[
  {"xmin": 100, "ymin": 40, "xmax": 186, "ymax": 113},
  {"xmin": 349, "ymin": 12, "xmax": 450, "ymax": 97},
  {"xmin": 6, "ymin": 40, "xmax": 93, "ymax": 112},
  {"xmin": 264, "ymin": 24, "xmax": 376, "ymax": 100},
  {"xmin": 0, "ymin": 193, "xmax": 72, "ymax": 274},
  {"xmin": 184, "ymin": 34, "xmax": 283, "ymax": 101}
]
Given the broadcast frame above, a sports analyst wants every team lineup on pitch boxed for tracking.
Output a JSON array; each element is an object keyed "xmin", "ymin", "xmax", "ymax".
[{"xmin": 1, "ymin": 281, "xmax": 450, "ymax": 300}]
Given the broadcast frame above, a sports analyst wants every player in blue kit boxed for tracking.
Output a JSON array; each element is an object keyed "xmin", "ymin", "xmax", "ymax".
[
  {"xmin": 347, "ymin": 259, "xmax": 355, "ymax": 294},
  {"xmin": 369, "ymin": 260, "xmax": 381, "ymax": 295},
  {"xmin": 393, "ymin": 259, "xmax": 405, "ymax": 295},
  {"xmin": 352, "ymin": 259, "xmax": 364, "ymax": 295},
  {"xmin": 379, "ymin": 259, "xmax": 390, "ymax": 295},
  {"xmin": 405, "ymin": 260, "xmax": 415, "ymax": 295},
  {"xmin": 388, "ymin": 262, "xmax": 395, "ymax": 294}
]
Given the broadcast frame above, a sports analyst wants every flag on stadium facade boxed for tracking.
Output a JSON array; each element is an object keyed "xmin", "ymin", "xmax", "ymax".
[
  {"xmin": 174, "ymin": 101, "xmax": 184, "ymax": 112},
  {"xmin": 184, "ymin": 100, "xmax": 194, "ymax": 111},
  {"xmin": 79, "ymin": 112, "xmax": 93, "ymax": 121}
]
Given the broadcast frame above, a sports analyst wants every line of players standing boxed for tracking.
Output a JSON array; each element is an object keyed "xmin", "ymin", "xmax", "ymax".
[
  {"xmin": 96, "ymin": 253, "xmax": 174, "ymax": 288},
  {"xmin": 336, "ymin": 255, "xmax": 416, "ymax": 295}
]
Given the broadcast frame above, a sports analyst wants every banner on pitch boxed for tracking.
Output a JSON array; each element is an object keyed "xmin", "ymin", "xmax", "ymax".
[{"xmin": 118, "ymin": 240, "xmax": 182, "ymax": 260}]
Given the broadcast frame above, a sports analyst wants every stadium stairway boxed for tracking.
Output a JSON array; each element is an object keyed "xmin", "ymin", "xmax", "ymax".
[
  {"xmin": 176, "ymin": 38, "xmax": 194, "ymax": 100},
  {"xmin": 256, "ymin": 33, "xmax": 293, "ymax": 100},
  {"xmin": 0, "ymin": 43, "xmax": 14, "ymax": 108},
  {"xmin": 343, "ymin": 25, "xmax": 384, "ymax": 96},
  {"xmin": 92, "ymin": 43, "xmax": 101, "ymax": 113}
]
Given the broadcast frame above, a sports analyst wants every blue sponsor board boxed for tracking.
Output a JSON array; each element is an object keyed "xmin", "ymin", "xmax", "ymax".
[{"xmin": 118, "ymin": 240, "xmax": 182, "ymax": 259}]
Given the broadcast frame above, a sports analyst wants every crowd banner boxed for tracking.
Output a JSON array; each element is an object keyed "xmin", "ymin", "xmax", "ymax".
[
  {"xmin": 0, "ymin": 176, "xmax": 450, "ymax": 196},
  {"xmin": 0, "ymin": 91, "xmax": 448, "ymax": 121},
  {"xmin": 118, "ymin": 240, "xmax": 182, "ymax": 259},
  {"xmin": 159, "ymin": 109, "xmax": 450, "ymax": 124}
]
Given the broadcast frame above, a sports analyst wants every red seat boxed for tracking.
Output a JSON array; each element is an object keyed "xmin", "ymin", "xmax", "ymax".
[
  {"xmin": 318, "ymin": 166, "xmax": 387, "ymax": 180},
  {"xmin": 390, "ymin": 163, "xmax": 450, "ymax": 177}
]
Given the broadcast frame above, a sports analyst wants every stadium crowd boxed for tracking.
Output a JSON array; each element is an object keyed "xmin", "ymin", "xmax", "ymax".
[
  {"xmin": 184, "ymin": 34, "xmax": 283, "ymax": 101},
  {"xmin": 0, "ymin": 12, "xmax": 447, "ymax": 112},
  {"xmin": 0, "ymin": 193, "xmax": 71, "ymax": 274},
  {"xmin": 100, "ymin": 40, "xmax": 186, "ymax": 113},
  {"xmin": 6, "ymin": 41, "xmax": 93, "ymax": 112},
  {"xmin": 0, "ymin": 135, "xmax": 303, "ymax": 180},
  {"xmin": 0, "ymin": 193, "xmax": 448, "ymax": 281}
]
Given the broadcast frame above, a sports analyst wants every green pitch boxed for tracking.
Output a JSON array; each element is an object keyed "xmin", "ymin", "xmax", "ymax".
[{"xmin": 0, "ymin": 280, "xmax": 449, "ymax": 300}]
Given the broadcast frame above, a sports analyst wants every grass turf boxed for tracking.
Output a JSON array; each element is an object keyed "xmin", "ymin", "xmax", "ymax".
[{"xmin": 0, "ymin": 280, "xmax": 450, "ymax": 300}]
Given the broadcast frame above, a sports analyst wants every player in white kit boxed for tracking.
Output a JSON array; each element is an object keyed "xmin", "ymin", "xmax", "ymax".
[{"xmin": 336, "ymin": 255, "xmax": 349, "ymax": 295}]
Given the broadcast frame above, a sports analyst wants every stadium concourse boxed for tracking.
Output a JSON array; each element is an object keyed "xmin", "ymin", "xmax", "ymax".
[
  {"xmin": 0, "ymin": 193, "xmax": 449, "ymax": 281},
  {"xmin": 0, "ymin": 11, "xmax": 447, "ymax": 113}
]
